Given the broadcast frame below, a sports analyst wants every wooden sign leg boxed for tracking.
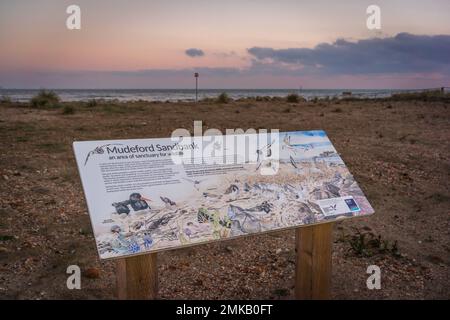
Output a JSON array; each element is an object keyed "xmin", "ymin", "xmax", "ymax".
[
  {"xmin": 295, "ymin": 223, "xmax": 333, "ymax": 299},
  {"xmin": 116, "ymin": 253, "xmax": 158, "ymax": 300}
]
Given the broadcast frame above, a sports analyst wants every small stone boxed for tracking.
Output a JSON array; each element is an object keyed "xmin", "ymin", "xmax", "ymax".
[
  {"xmin": 193, "ymin": 279, "xmax": 203, "ymax": 286},
  {"xmin": 84, "ymin": 267, "xmax": 100, "ymax": 279},
  {"xmin": 31, "ymin": 186, "xmax": 50, "ymax": 194},
  {"xmin": 225, "ymin": 246, "xmax": 233, "ymax": 253},
  {"xmin": 275, "ymin": 248, "xmax": 282, "ymax": 255}
]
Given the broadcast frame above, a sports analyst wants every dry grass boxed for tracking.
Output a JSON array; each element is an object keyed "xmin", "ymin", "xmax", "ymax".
[{"xmin": 0, "ymin": 94, "xmax": 449, "ymax": 299}]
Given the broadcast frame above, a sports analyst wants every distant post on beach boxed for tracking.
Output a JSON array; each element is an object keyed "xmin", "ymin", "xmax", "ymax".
[{"xmin": 194, "ymin": 72, "xmax": 199, "ymax": 102}]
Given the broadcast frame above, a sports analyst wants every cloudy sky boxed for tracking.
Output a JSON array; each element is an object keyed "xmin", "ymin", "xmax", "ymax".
[{"xmin": 1, "ymin": 0, "xmax": 449, "ymax": 89}]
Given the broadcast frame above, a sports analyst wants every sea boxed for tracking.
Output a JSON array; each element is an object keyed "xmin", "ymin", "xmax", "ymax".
[{"xmin": 0, "ymin": 88, "xmax": 427, "ymax": 102}]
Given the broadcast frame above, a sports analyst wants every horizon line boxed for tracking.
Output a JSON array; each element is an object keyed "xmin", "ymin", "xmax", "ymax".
[{"xmin": 1, "ymin": 87, "xmax": 444, "ymax": 91}]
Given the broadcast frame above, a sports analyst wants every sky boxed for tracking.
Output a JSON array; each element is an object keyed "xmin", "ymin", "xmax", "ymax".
[{"xmin": 0, "ymin": 0, "xmax": 449, "ymax": 89}]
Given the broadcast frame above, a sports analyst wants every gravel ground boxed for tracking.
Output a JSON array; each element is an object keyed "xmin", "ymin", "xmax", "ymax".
[{"xmin": 0, "ymin": 97, "xmax": 449, "ymax": 299}]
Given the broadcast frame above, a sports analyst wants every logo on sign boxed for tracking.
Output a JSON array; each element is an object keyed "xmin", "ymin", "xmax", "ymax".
[{"xmin": 345, "ymin": 198, "xmax": 360, "ymax": 212}]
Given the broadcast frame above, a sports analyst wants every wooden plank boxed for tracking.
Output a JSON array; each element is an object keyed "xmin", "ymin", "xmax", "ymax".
[
  {"xmin": 295, "ymin": 223, "xmax": 333, "ymax": 299},
  {"xmin": 116, "ymin": 253, "xmax": 158, "ymax": 299}
]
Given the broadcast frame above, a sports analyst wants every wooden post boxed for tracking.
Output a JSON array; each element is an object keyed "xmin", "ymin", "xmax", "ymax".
[
  {"xmin": 295, "ymin": 222, "xmax": 333, "ymax": 299},
  {"xmin": 116, "ymin": 253, "xmax": 158, "ymax": 299}
]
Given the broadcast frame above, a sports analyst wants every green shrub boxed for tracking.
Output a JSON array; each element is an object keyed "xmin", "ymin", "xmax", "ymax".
[
  {"xmin": 286, "ymin": 93, "xmax": 300, "ymax": 103},
  {"xmin": 86, "ymin": 99, "xmax": 98, "ymax": 107},
  {"xmin": 217, "ymin": 92, "xmax": 230, "ymax": 104},
  {"xmin": 391, "ymin": 90, "xmax": 450, "ymax": 101},
  {"xmin": 200, "ymin": 97, "xmax": 215, "ymax": 103},
  {"xmin": 101, "ymin": 104, "xmax": 127, "ymax": 114},
  {"xmin": 62, "ymin": 105, "xmax": 75, "ymax": 115},
  {"xmin": 30, "ymin": 90, "xmax": 60, "ymax": 108},
  {"xmin": 0, "ymin": 235, "xmax": 14, "ymax": 241},
  {"xmin": 0, "ymin": 95, "xmax": 12, "ymax": 104},
  {"xmin": 338, "ymin": 229, "xmax": 400, "ymax": 258}
]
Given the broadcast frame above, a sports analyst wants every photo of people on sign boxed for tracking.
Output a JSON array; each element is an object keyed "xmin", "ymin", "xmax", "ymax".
[{"xmin": 73, "ymin": 131, "xmax": 373, "ymax": 259}]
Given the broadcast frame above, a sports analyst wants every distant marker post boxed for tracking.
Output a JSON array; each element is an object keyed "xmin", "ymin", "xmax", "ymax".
[{"xmin": 194, "ymin": 72, "xmax": 199, "ymax": 102}]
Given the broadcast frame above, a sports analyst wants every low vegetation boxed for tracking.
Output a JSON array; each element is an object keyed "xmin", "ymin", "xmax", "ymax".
[
  {"xmin": 62, "ymin": 105, "xmax": 75, "ymax": 115},
  {"xmin": 217, "ymin": 92, "xmax": 230, "ymax": 104},
  {"xmin": 36, "ymin": 142, "xmax": 67, "ymax": 153},
  {"xmin": 391, "ymin": 89, "xmax": 450, "ymax": 101},
  {"xmin": 338, "ymin": 229, "xmax": 400, "ymax": 258},
  {"xmin": 30, "ymin": 90, "xmax": 60, "ymax": 108},
  {"xmin": 0, "ymin": 95, "xmax": 12, "ymax": 104},
  {"xmin": 200, "ymin": 97, "xmax": 215, "ymax": 103},
  {"xmin": 286, "ymin": 93, "xmax": 301, "ymax": 103},
  {"xmin": 86, "ymin": 99, "xmax": 98, "ymax": 107}
]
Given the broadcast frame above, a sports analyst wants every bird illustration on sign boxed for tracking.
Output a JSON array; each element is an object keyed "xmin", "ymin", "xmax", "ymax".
[{"xmin": 84, "ymin": 143, "xmax": 124, "ymax": 165}]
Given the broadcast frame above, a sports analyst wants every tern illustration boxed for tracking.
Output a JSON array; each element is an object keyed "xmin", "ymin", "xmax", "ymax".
[
  {"xmin": 282, "ymin": 134, "xmax": 314, "ymax": 154},
  {"xmin": 289, "ymin": 156, "xmax": 298, "ymax": 168},
  {"xmin": 256, "ymin": 139, "xmax": 275, "ymax": 162},
  {"xmin": 160, "ymin": 196, "xmax": 176, "ymax": 207},
  {"xmin": 255, "ymin": 139, "xmax": 276, "ymax": 171},
  {"xmin": 182, "ymin": 177, "xmax": 205, "ymax": 190}
]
